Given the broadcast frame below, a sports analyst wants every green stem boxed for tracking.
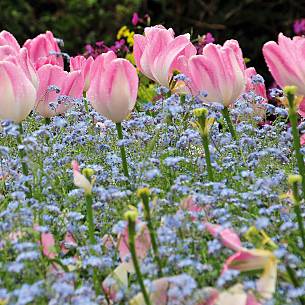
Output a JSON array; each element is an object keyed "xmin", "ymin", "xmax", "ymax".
[
  {"xmin": 201, "ymin": 134, "xmax": 214, "ymax": 181},
  {"xmin": 286, "ymin": 265, "xmax": 305, "ymax": 305},
  {"xmin": 83, "ymin": 91, "xmax": 89, "ymax": 113},
  {"xmin": 17, "ymin": 123, "xmax": 32, "ymax": 197},
  {"xmin": 287, "ymin": 92, "xmax": 305, "ymax": 199},
  {"xmin": 128, "ymin": 218, "xmax": 152, "ymax": 305},
  {"xmin": 44, "ymin": 118, "xmax": 51, "ymax": 125},
  {"xmin": 85, "ymin": 194, "xmax": 101, "ymax": 296},
  {"xmin": 222, "ymin": 106, "xmax": 237, "ymax": 140},
  {"xmin": 115, "ymin": 122, "xmax": 129, "ymax": 178},
  {"xmin": 85, "ymin": 194, "xmax": 96, "ymax": 245},
  {"xmin": 291, "ymin": 183, "xmax": 305, "ymax": 249},
  {"xmin": 140, "ymin": 191, "xmax": 163, "ymax": 277}
]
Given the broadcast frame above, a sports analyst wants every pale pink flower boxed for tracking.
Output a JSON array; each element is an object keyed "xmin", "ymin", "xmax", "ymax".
[
  {"xmin": 23, "ymin": 30, "xmax": 64, "ymax": 69},
  {"xmin": 87, "ymin": 51, "xmax": 138, "ymax": 122},
  {"xmin": 263, "ymin": 33, "xmax": 305, "ymax": 96},
  {"xmin": 133, "ymin": 25, "xmax": 196, "ymax": 88},
  {"xmin": 188, "ymin": 40, "xmax": 246, "ymax": 106}
]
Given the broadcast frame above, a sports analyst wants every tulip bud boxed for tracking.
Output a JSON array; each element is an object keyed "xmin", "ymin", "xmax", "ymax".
[
  {"xmin": 70, "ymin": 55, "xmax": 94, "ymax": 92},
  {"xmin": 23, "ymin": 31, "xmax": 64, "ymax": 69},
  {"xmin": 0, "ymin": 30, "xmax": 20, "ymax": 52},
  {"xmin": 87, "ymin": 51, "xmax": 138, "ymax": 122},
  {"xmin": 36, "ymin": 64, "xmax": 83, "ymax": 117},
  {"xmin": 0, "ymin": 60, "xmax": 36, "ymax": 122}
]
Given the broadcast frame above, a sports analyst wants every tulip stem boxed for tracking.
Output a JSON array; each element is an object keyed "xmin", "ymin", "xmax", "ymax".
[
  {"xmin": 83, "ymin": 92, "xmax": 89, "ymax": 113},
  {"xmin": 201, "ymin": 133, "xmax": 214, "ymax": 181},
  {"xmin": 290, "ymin": 180, "xmax": 305, "ymax": 249},
  {"xmin": 85, "ymin": 193, "xmax": 100, "ymax": 296},
  {"xmin": 138, "ymin": 189, "xmax": 163, "ymax": 277},
  {"xmin": 287, "ymin": 91, "xmax": 305, "ymax": 200},
  {"xmin": 222, "ymin": 106, "xmax": 237, "ymax": 140},
  {"xmin": 128, "ymin": 217, "xmax": 152, "ymax": 305},
  {"xmin": 17, "ymin": 123, "xmax": 32, "ymax": 197},
  {"xmin": 286, "ymin": 265, "xmax": 305, "ymax": 305},
  {"xmin": 85, "ymin": 194, "xmax": 96, "ymax": 245},
  {"xmin": 115, "ymin": 122, "xmax": 129, "ymax": 178}
]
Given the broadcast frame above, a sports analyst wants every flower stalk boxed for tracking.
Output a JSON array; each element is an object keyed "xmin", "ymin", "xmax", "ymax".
[
  {"xmin": 285, "ymin": 86, "xmax": 305, "ymax": 199},
  {"xmin": 193, "ymin": 108, "xmax": 214, "ymax": 181},
  {"xmin": 137, "ymin": 188, "xmax": 163, "ymax": 277},
  {"xmin": 116, "ymin": 122, "xmax": 129, "ymax": 178},
  {"xmin": 288, "ymin": 175, "xmax": 305, "ymax": 250},
  {"xmin": 17, "ymin": 122, "xmax": 32, "ymax": 197},
  {"xmin": 222, "ymin": 106, "xmax": 237, "ymax": 140},
  {"xmin": 125, "ymin": 209, "xmax": 152, "ymax": 305}
]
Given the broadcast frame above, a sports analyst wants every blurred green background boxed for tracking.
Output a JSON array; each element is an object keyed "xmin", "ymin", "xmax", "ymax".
[{"xmin": 1, "ymin": 0, "xmax": 304, "ymax": 83}]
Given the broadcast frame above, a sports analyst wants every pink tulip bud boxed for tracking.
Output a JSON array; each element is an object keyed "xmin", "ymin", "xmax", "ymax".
[
  {"xmin": 133, "ymin": 25, "xmax": 196, "ymax": 88},
  {"xmin": 71, "ymin": 160, "xmax": 92, "ymax": 194},
  {"xmin": 263, "ymin": 33, "xmax": 305, "ymax": 96},
  {"xmin": 36, "ymin": 64, "xmax": 83, "ymax": 117},
  {"xmin": 0, "ymin": 30, "xmax": 20, "ymax": 52},
  {"xmin": 189, "ymin": 40, "xmax": 246, "ymax": 106},
  {"xmin": 87, "ymin": 51, "xmax": 138, "ymax": 122},
  {"xmin": 70, "ymin": 55, "xmax": 94, "ymax": 92},
  {"xmin": 23, "ymin": 31, "xmax": 64, "ymax": 69},
  {"xmin": 0, "ymin": 60, "xmax": 36, "ymax": 122},
  {"xmin": 245, "ymin": 67, "xmax": 267, "ymax": 101}
]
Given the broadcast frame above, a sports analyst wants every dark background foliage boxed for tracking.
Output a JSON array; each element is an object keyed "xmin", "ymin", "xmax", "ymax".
[{"xmin": 1, "ymin": 0, "xmax": 305, "ymax": 83}]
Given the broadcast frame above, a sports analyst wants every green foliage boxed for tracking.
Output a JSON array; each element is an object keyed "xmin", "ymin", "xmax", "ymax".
[{"xmin": 0, "ymin": 0, "xmax": 141, "ymax": 54}]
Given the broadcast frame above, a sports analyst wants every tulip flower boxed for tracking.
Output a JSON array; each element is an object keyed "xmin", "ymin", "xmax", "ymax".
[
  {"xmin": 71, "ymin": 160, "xmax": 93, "ymax": 195},
  {"xmin": 36, "ymin": 64, "xmax": 83, "ymax": 117},
  {"xmin": 87, "ymin": 51, "xmax": 138, "ymax": 123},
  {"xmin": 245, "ymin": 67, "xmax": 267, "ymax": 101},
  {"xmin": 70, "ymin": 55, "xmax": 94, "ymax": 92},
  {"xmin": 129, "ymin": 277, "xmax": 261, "ymax": 305},
  {"xmin": 0, "ymin": 60, "xmax": 36, "ymax": 123},
  {"xmin": 133, "ymin": 25, "xmax": 196, "ymax": 88},
  {"xmin": 189, "ymin": 40, "xmax": 246, "ymax": 140},
  {"xmin": 87, "ymin": 51, "xmax": 138, "ymax": 178},
  {"xmin": 1, "ymin": 47, "xmax": 39, "ymax": 89},
  {"xmin": 23, "ymin": 30, "xmax": 64, "ymax": 69},
  {"xmin": 263, "ymin": 33, "xmax": 305, "ymax": 96},
  {"xmin": 0, "ymin": 30, "xmax": 20, "ymax": 52},
  {"xmin": 189, "ymin": 40, "xmax": 246, "ymax": 106}
]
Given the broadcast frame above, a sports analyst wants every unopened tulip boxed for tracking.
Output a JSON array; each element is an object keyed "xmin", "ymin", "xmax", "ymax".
[
  {"xmin": 263, "ymin": 33, "xmax": 305, "ymax": 96},
  {"xmin": 133, "ymin": 25, "xmax": 196, "ymax": 88},
  {"xmin": 70, "ymin": 55, "xmax": 94, "ymax": 92},
  {"xmin": 23, "ymin": 30, "xmax": 64, "ymax": 69},
  {"xmin": 189, "ymin": 40, "xmax": 246, "ymax": 106},
  {"xmin": 36, "ymin": 64, "xmax": 83, "ymax": 117},
  {"xmin": 245, "ymin": 67, "xmax": 267, "ymax": 101},
  {"xmin": 1, "ymin": 47, "xmax": 39, "ymax": 89},
  {"xmin": 0, "ymin": 60, "xmax": 36, "ymax": 122},
  {"xmin": 87, "ymin": 51, "xmax": 138, "ymax": 123},
  {"xmin": 0, "ymin": 30, "xmax": 20, "ymax": 52}
]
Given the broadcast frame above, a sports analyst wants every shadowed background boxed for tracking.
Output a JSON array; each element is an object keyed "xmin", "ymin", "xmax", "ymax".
[{"xmin": 1, "ymin": 0, "xmax": 304, "ymax": 84}]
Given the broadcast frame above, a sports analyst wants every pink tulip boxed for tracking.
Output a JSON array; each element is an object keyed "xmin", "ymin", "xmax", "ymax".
[
  {"xmin": 41, "ymin": 232, "xmax": 57, "ymax": 259},
  {"xmin": 1, "ymin": 47, "xmax": 39, "ymax": 89},
  {"xmin": 70, "ymin": 55, "xmax": 94, "ymax": 92},
  {"xmin": 245, "ymin": 67, "xmax": 267, "ymax": 101},
  {"xmin": 263, "ymin": 33, "xmax": 305, "ymax": 96},
  {"xmin": 118, "ymin": 220, "xmax": 151, "ymax": 262},
  {"xmin": 23, "ymin": 30, "xmax": 64, "ymax": 69},
  {"xmin": 87, "ymin": 51, "xmax": 138, "ymax": 122},
  {"xmin": 188, "ymin": 40, "xmax": 246, "ymax": 106},
  {"xmin": 133, "ymin": 25, "xmax": 196, "ymax": 88},
  {"xmin": 205, "ymin": 223, "xmax": 242, "ymax": 252},
  {"xmin": 0, "ymin": 30, "xmax": 20, "ymax": 52},
  {"xmin": 36, "ymin": 64, "xmax": 83, "ymax": 117},
  {"xmin": 71, "ymin": 160, "xmax": 92, "ymax": 194},
  {"xmin": 0, "ymin": 60, "xmax": 36, "ymax": 122}
]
